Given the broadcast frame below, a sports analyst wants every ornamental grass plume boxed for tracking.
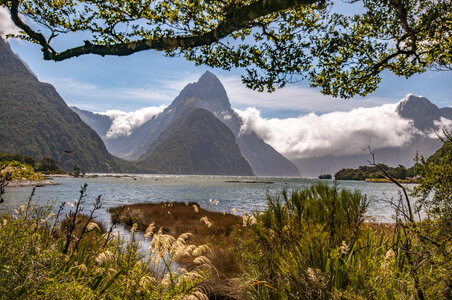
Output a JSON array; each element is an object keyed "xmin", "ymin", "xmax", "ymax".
[
  {"xmin": 95, "ymin": 250, "xmax": 114, "ymax": 266},
  {"xmin": 193, "ymin": 204, "xmax": 199, "ymax": 213},
  {"xmin": 144, "ymin": 222, "xmax": 155, "ymax": 238},
  {"xmin": 86, "ymin": 222, "xmax": 101, "ymax": 232},
  {"xmin": 340, "ymin": 241, "xmax": 349, "ymax": 255},
  {"xmin": 199, "ymin": 216, "xmax": 212, "ymax": 228}
]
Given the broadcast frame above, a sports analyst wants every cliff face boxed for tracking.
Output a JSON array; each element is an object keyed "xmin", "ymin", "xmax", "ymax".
[{"xmin": 0, "ymin": 38, "xmax": 120, "ymax": 172}]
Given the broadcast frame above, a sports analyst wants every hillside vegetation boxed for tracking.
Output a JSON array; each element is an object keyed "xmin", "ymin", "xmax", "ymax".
[
  {"xmin": 335, "ymin": 164, "xmax": 414, "ymax": 181},
  {"xmin": 141, "ymin": 109, "xmax": 254, "ymax": 175}
]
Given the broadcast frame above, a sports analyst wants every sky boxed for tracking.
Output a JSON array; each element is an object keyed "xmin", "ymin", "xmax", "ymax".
[
  {"xmin": 1, "ymin": 5, "xmax": 451, "ymax": 117},
  {"xmin": 1, "ymin": 4, "xmax": 451, "ymax": 162}
]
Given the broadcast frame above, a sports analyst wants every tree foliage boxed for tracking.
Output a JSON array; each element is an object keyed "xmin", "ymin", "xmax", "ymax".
[{"xmin": 2, "ymin": 0, "xmax": 451, "ymax": 98}]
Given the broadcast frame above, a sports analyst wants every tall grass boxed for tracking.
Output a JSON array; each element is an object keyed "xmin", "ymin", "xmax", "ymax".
[
  {"xmin": 242, "ymin": 182, "xmax": 451, "ymax": 299},
  {"xmin": 0, "ymin": 185, "xmax": 212, "ymax": 299}
]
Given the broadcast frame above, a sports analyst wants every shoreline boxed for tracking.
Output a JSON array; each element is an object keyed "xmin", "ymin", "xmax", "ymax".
[{"xmin": 6, "ymin": 180, "xmax": 60, "ymax": 188}]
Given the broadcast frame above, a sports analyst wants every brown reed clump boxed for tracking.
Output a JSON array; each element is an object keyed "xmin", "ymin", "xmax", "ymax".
[{"xmin": 108, "ymin": 202, "xmax": 241, "ymax": 240}]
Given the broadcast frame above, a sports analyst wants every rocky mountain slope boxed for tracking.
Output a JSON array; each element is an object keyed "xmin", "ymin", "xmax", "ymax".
[{"xmin": 293, "ymin": 95, "xmax": 452, "ymax": 177}]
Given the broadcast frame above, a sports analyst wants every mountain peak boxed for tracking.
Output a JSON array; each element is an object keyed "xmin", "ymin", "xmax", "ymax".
[
  {"xmin": 198, "ymin": 70, "xmax": 218, "ymax": 82},
  {"xmin": 170, "ymin": 71, "xmax": 231, "ymax": 113},
  {"xmin": 397, "ymin": 94, "xmax": 441, "ymax": 131}
]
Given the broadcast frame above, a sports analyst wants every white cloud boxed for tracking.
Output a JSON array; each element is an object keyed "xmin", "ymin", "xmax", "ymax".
[
  {"xmin": 429, "ymin": 117, "xmax": 452, "ymax": 139},
  {"xmin": 234, "ymin": 102, "xmax": 421, "ymax": 159},
  {"xmin": 0, "ymin": 6, "xmax": 20, "ymax": 39},
  {"xmin": 101, "ymin": 106, "xmax": 166, "ymax": 138}
]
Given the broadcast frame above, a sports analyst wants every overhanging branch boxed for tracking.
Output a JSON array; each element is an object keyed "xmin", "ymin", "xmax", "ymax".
[{"xmin": 8, "ymin": 0, "xmax": 319, "ymax": 61}]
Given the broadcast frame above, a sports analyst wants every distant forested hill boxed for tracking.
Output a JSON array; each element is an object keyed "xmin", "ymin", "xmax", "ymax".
[{"xmin": 334, "ymin": 164, "xmax": 413, "ymax": 181}]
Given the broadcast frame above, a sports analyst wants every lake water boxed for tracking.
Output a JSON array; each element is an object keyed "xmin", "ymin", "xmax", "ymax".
[{"xmin": 2, "ymin": 174, "xmax": 415, "ymax": 225}]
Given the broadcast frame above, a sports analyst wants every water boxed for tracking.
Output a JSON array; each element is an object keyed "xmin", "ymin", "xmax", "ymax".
[{"xmin": 2, "ymin": 174, "xmax": 414, "ymax": 225}]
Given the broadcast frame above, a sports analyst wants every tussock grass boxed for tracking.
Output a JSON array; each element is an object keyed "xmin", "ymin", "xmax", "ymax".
[
  {"xmin": 109, "ymin": 201, "xmax": 240, "ymax": 238},
  {"xmin": 0, "ymin": 184, "xmax": 213, "ymax": 299}
]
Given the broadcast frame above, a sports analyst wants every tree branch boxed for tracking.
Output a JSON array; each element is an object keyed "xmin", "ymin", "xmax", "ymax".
[{"xmin": 9, "ymin": 0, "xmax": 319, "ymax": 61}]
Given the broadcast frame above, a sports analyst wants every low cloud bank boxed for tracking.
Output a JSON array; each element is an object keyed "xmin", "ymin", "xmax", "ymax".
[
  {"xmin": 101, "ymin": 106, "xmax": 166, "ymax": 138},
  {"xmin": 234, "ymin": 103, "xmax": 421, "ymax": 159}
]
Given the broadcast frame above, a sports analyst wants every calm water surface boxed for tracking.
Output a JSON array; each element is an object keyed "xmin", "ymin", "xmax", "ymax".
[{"xmin": 2, "ymin": 174, "xmax": 414, "ymax": 225}]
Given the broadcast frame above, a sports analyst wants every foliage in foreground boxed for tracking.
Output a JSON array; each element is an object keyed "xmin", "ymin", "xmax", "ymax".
[
  {"xmin": 241, "ymin": 180, "xmax": 451, "ymax": 299},
  {"xmin": 1, "ymin": 133, "xmax": 450, "ymax": 299},
  {"xmin": 241, "ymin": 133, "xmax": 452, "ymax": 299},
  {"xmin": 0, "ymin": 185, "xmax": 212, "ymax": 299}
]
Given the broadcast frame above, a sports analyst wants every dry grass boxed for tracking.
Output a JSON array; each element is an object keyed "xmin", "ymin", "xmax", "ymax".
[
  {"xmin": 109, "ymin": 202, "xmax": 241, "ymax": 238},
  {"xmin": 109, "ymin": 202, "xmax": 249, "ymax": 299}
]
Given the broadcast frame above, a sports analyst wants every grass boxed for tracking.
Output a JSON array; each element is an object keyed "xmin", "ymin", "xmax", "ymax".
[
  {"xmin": 109, "ymin": 201, "xmax": 249, "ymax": 299},
  {"xmin": 0, "ymin": 183, "xmax": 214, "ymax": 299},
  {"xmin": 1, "ymin": 146, "xmax": 450, "ymax": 300}
]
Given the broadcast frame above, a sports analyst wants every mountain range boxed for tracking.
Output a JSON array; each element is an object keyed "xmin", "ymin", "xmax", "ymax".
[
  {"xmin": 293, "ymin": 95, "xmax": 452, "ymax": 176},
  {"xmin": 0, "ymin": 38, "xmax": 274, "ymax": 176},
  {"xmin": 3, "ymin": 33, "xmax": 450, "ymax": 177},
  {"xmin": 73, "ymin": 71, "xmax": 300, "ymax": 177}
]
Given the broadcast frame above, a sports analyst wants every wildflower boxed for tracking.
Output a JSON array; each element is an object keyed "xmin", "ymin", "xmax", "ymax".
[
  {"xmin": 140, "ymin": 275, "xmax": 156, "ymax": 287},
  {"xmin": 242, "ymin": 214, "xmax": 249, "ymax": 227},
  {"xmin": 340, "ymin": 241, "xmax": 349, "ymax": 255},
  {"xmin": 18, "ymin": 205, "xmax": 26, "ymax": 212},
  {"xmin": 184, "ymin": 291, "xmax": 209, "ymax": 300},
  {"xmin": 79, "ymin": 264, "xmax": 87, "ymax": 274},
  {"xmin": 45, "ymin": 212, "xmax": 56, "ymax": 220},
  {"xmin": 193, "ymin": 255, "xmax": 211, "ymax": 265},
  {"xmin": 249, "ymin": 215, "xmax": 257, "ymax": 226},
  {"xmin": 306, "ymin": 268, "xmax": 326, "ymax": 288},
  {"xmin": 130, "ymin": 223, "xmax": 138, "ymax": 234},
  {"xmin": 231, "ymin": 208, "xmax": 237, "ymax": 214},
  {"xmin": 66, "ymin": 201, "xmax": 75, "ymax": 207},
  {"xmin": 192, "ymin": 245, "xmax": 211, "ymax": 257},
  {"xmin": 160, "ymin": 274, "xmax": 171, "ymax": 286},
  {"xmin": 2, "ymin": 219, "xmax": 7, "ymax": 227},
  {"xmin": 193, "ymin": 204, "xmax": 199, "ymax": 213},
  {"xmin": 144, "ymin": 222, "xmax": 155, "ymax": 238}
]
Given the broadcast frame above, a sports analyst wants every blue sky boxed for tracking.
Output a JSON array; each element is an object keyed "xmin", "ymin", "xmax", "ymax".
[{"xmin": 8, "ymin": 37, "xmax": 451, "ymax": 118}]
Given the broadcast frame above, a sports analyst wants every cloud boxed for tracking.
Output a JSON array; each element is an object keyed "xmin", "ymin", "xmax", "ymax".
[
  {"xmin": 234, "ymin": 102, "xmax": 421, "ymax": 159},
  {"xmin": 101, "ymin": 106, "xmax": 166, "ymax": 138},
  {"xmin": 0, "ymin": 6, "xmax": 20, "ymax": 39},
  {"xmin": 429, "ymin": 117, "xmax": 452, "ymax": 139}
]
